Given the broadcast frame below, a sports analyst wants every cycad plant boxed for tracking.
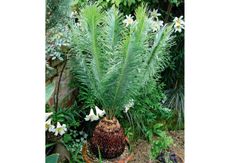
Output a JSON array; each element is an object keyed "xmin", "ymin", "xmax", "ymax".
[{"xmin": 69, "ymin": 4, "xmax": 174, "ymax": 159}]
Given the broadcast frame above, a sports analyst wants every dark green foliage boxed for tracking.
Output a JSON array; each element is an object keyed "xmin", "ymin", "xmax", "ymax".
[
  {"xmin": 47, "ymin": 103, "xmax": 88, "ymax": 162},
  {"xmin": 164, "ymin": 84, "xmax": 184, "ymax": 129},
  {"xmin": 120, "ymin": 81, "xmax": 173, "ymax": 140},
  {"xmin": 95, "ymin": 0, "xmax": 184, "ymax": 17},
  {"xmin": 150, "ymin": 131, "xmax": 173, "ymax": 159},
  {"xmin": 46, "ymin": 0, "xmax": 72, "ymax": 29},
  {"xmin": 144, "ymin": 123, "xmax": 173, "ymax": 159},
  {"xmin": 161, "ymin": 32, "xmax": 184, "ymax": 129},
  {"xmin": 51, "ymin": 107, "xmax": 80, "ymax": 127},
  {"xmin": 62, "ymin": 129, "xmax": 88, "ymax": 162}
]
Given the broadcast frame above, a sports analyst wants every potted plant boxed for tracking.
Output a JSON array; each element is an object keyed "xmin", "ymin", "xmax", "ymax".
[{"xmin": 69, "ymin": 4, "xmax": 174, "ymax": 159}]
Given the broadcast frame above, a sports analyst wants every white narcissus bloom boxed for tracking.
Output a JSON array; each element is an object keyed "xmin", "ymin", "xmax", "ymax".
[
  {"xmin": 123, "ymin": 15, "xmax": 134, "ymax": 27},
  {"xmin": 151, "ymin": 9, "xmax": 161, "ymax": 20},
  {"xmin": 151, "ymin": 20, "xmax": 164, "ymax": 32},
  {"xmin": 45, "ymin": 112, "xmax": 53, "ymax": 121},
  {"xmin": 124, "ymin": 99, "xmax": 134, "ymax": 113},
  {"xmin": 95, "ymin": 106, "xmax": 105, "ymax": 117},
  {"xmin": 173, "ymin": 16, "xmax": 185, "ymax": 33},
  {"xmin": 54, "ymin": 122, "xmax": 67, "ymax": 136},
  {"xmin": 45, "ymin": 118, "xmax": 55, "ymax": 132},
  {"xmin": 84, "ymin": 108, "xmax": 99, "ymax": 122}
]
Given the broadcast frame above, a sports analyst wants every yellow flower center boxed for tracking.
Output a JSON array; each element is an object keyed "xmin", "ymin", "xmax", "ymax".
[
  {"xmin": 127, "ymin": 18, "xmax": 133, "ymax": 24},
  {"xmin": 45, "ymin": 123, "xmax": 49, "ymax": 129},
  {"xmin": 57, "ymin": 127, "xmax": 62, "ymax": 132},
  {"xmin": 175, "ymin": 21, "xmax": 181, "ymax": 27}
]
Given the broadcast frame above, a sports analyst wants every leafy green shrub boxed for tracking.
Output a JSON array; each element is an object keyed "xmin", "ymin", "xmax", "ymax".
[
  {"xmin": 46, "ymin": 0, "xmax": 73, "ymax": 79},
  {"xmin": 51, "ymin": 107, "xmax": 80, "ymax": 127},
  {"xmin": 120, "ymin": 81, "xmax": 173, "ymax": 140},
  {"xmin": 144, "ymin": 123, "xmax": 173, "ymax": 160},
  {"xmin": 150, "ymin": 129, "xmax": 173, "ymax": 159},
  {"xmin": 95, "ymin": 0, "xmax": 184, "ymax": 17},
  {"xmin": 46, "ymin": 0, "xmax": 72, "ymax": 29},
  {"xmin": 46, "ymin": 24, "xmax": 71, "ymax": 62},
  {"xmin": 46, "ymin": 103, "xmax": 87, "ymax": 162},
  {"xmin": 161, "ymin": 32, "xmax": 184, "ymax": 129},
  {"xmin": 62, "ymin": 130, "xmax": 88, "ymax": 162},
  {"xmin": 164, "ymin": 84, "xmax": 184, "ymax": 129}
]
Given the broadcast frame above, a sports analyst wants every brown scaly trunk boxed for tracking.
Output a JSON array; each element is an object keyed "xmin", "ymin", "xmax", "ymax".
[{"xmin": 89, "ymin": 116, "xmax": 126, "ymax": 159}]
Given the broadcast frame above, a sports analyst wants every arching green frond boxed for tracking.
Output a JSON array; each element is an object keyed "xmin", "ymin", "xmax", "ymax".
[
  {"xmin": 68, "ymin": 21, "xmax": 94, "ymax": 88},
  {"xmin": 103, "ymin": 7, "xmax": 124, "ymax": 51},
  {"xmin": 134, "ymin": 5, "xmax": 149, "ymax": 44},
  {"xmin": 144, "ymin": 24, "xmax": 175, "ymax": 83},
  {"xmin": 81, "ymin": 5, "xmax": 104, "ymax": 81},
  {"xmin": 68, "ymin": 20, "xmax": 99, "ymax": 108},
  {"xmin": 108, "ymin": 6, "xmax": 151, "ymax": 111},
  {"xmin": 100, "ymin": 7, "xmax": 125, "ymax": 74}
]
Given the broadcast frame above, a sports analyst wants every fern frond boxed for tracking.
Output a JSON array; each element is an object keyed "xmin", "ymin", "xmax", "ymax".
[
  {"xmin": 103, "ymin": 7, "xmax": 124, "ymax": 51},
  {"xmin": 109, "ymin": 6, "xmax": 151, "ymax": 111},
  {"xmin": 68, "ymin": 20, "xmax": 99, "ymax": 108},
  {"xmin": 99, "ymin": 7, "xmax": 125, "ymax": 75},
  {"xmin": 143, "ymin": 24, "xmax": 175, "ymax": 83},
  {"xmin": 81, "ymin": 5, "xmax": 104, "ymax": 81},
  {"xmin": 134, "ymin": 5, "xmax": 149, "ymax": 44}
]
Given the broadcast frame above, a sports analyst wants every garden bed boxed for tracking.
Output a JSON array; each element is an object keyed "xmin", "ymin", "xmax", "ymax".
[{"xmin": 131, "ymin": 130, "xmax": 184, "ymax": 163}]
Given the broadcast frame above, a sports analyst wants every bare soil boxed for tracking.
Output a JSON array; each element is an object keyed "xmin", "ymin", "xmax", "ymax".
[
  {"xmin": 168, "ymin": 130, "xmax": 184, "ymax": 161},
  {"xmin": 130, "ymin": 130, "xmax": 184, "ymax": 163}
]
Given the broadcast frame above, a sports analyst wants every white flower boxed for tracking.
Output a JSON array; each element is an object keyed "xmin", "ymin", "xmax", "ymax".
[
  {"xmin": 173, "ymin": 16, "xmax": 185, "ymax": 33},
  {"xmin": 45, "ymin": 118, "xmax": 55, "ymax": 132},
  {"xmin": 70, "ymin": 11, "xmax": 78, "ymax": 18},
  {"xmin": 54, "ymin": 122, "xmax": 67, "ymax": 136},
  {"xmin": 151, "ymin": 20, "xmax": 164, "ymax": 32},
  {"xmin": 45, "ymin": 112, "xmax": 53, "ymax": 121},
  {"xmin": 123, "ymin": 15, "xmax": 134, "ymax": 27},
  {"xmin": 95, "ymin": 106, "xmax": 105, "ymax": 117},
  {"xmin": 124, "ymin": 107, "xmax": 129, "ymax": 113},
  {"xmin": 124, "ymin": 99, "xmax": 134, "ymax": 113},
  {"xmin": 84, "ymin": 108, "xmax": 99, "ymax": 122},
  {"xmin": 76, "ymin": 22, "xmax": 81, "ymax": 27},
  {"xmin": 48, "ymin": 125, "xmax": 56, "ymax": 133},
  {"xmin": 45, "ymin": 118, "xmax": 51, "ymax": 131},
  {"xmin": 151, "ymin": 9, "xmax": 161, "ymax": 20}
]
